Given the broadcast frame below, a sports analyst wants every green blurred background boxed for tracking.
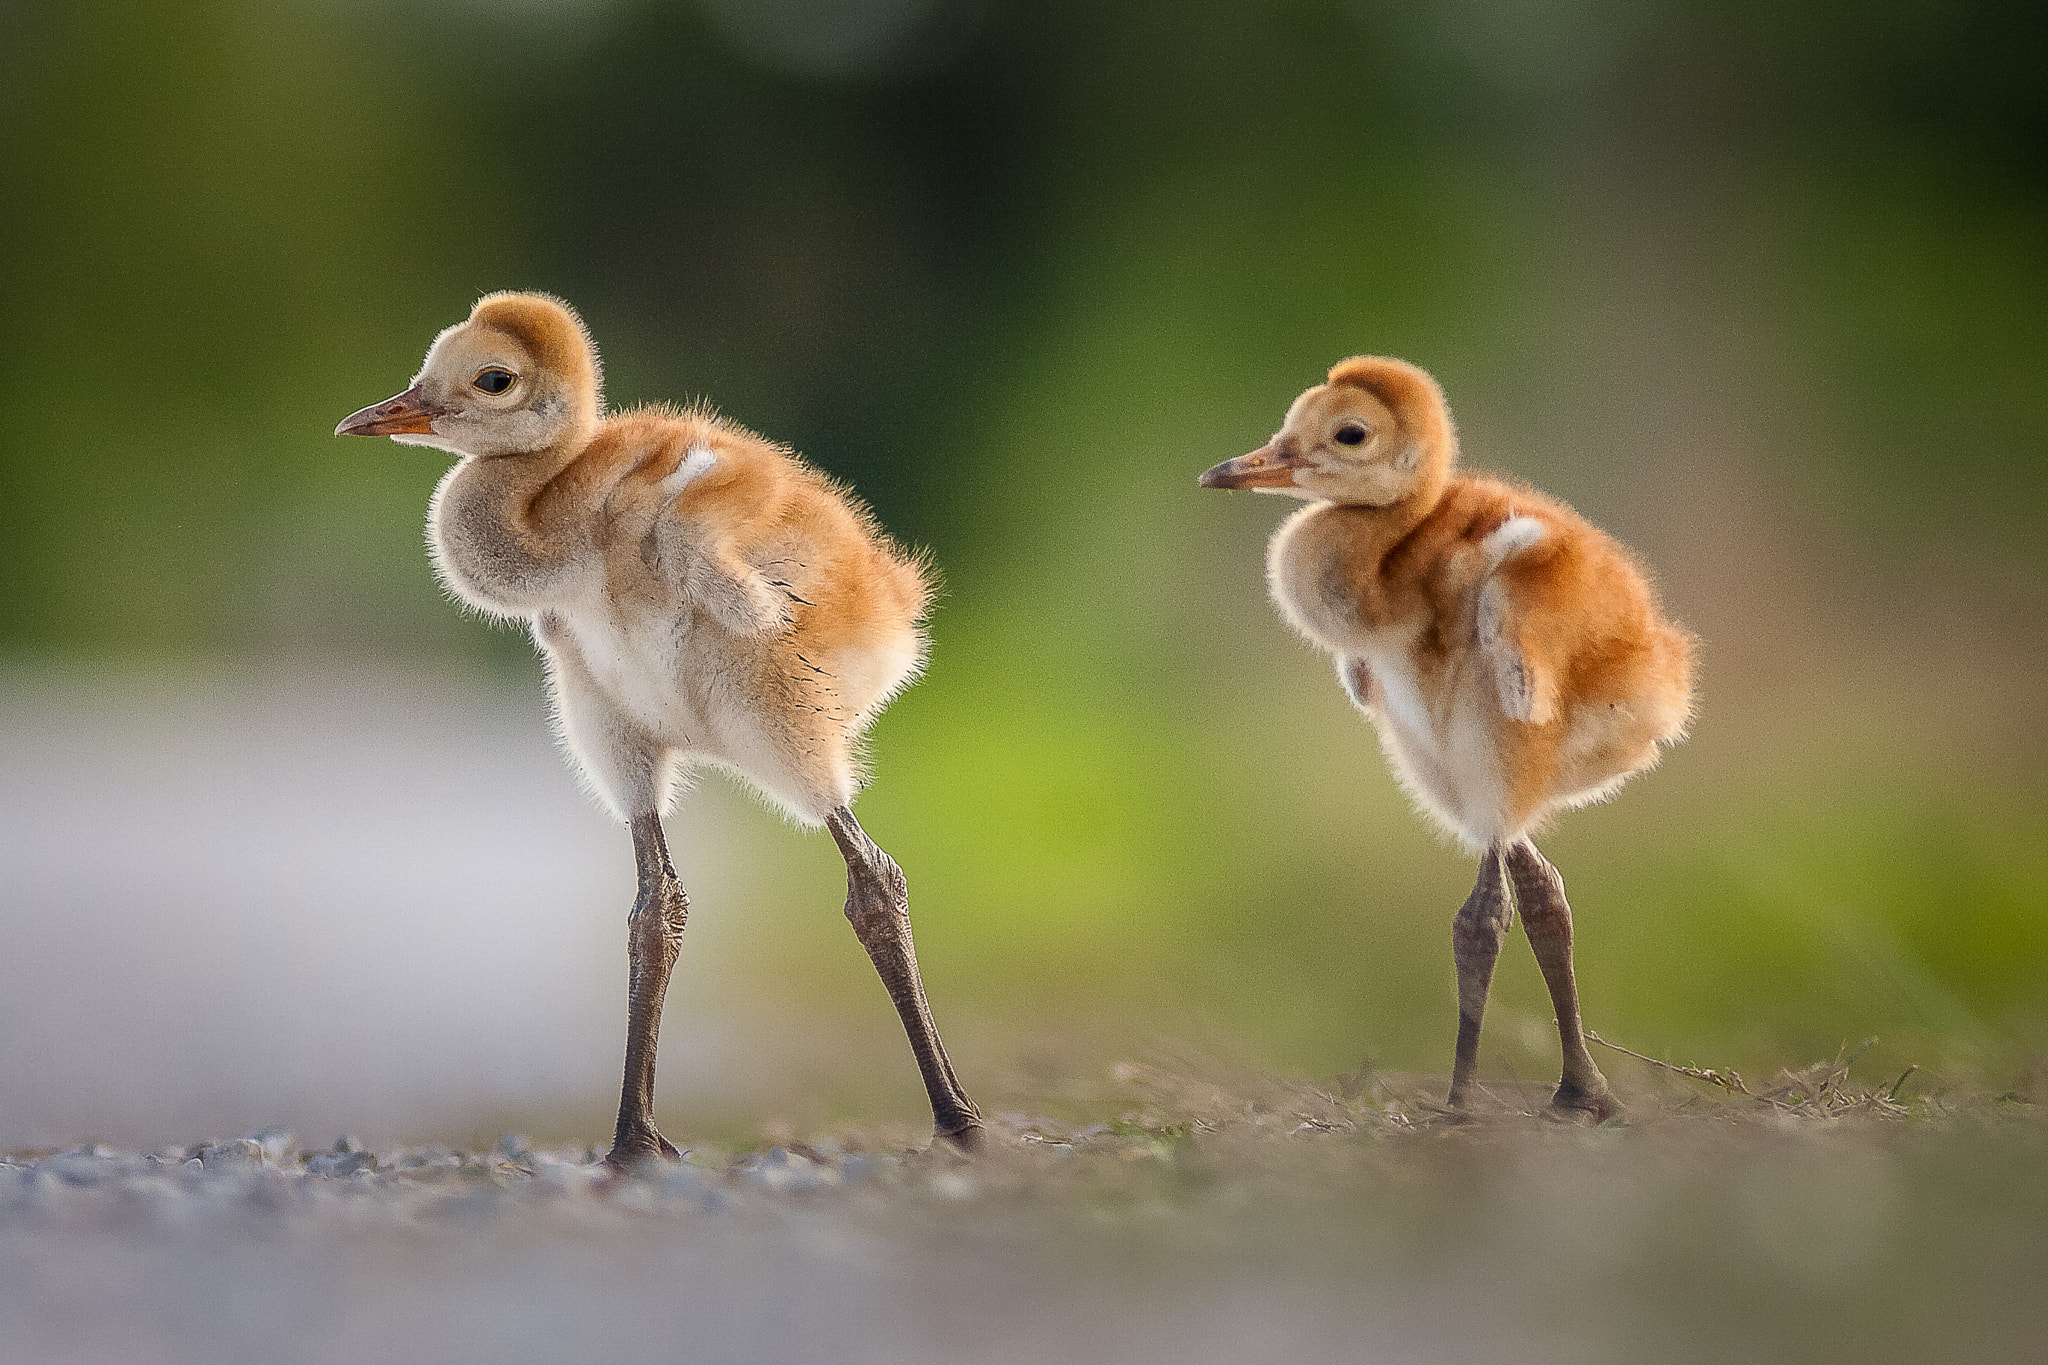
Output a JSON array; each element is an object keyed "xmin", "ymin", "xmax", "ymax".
[{"xmin": 2, "ymin": 0, "xmax": 2044, "ymax": 1140}]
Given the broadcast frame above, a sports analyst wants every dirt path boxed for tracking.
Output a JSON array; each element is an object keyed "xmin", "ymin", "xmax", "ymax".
[{"xmin": 5, "ymin": 1065, "xmax": 2043, "ymax": 1365}]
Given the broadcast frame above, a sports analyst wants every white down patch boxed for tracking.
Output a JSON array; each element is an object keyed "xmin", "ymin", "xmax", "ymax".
[
  {"xmin": 1481, "ymin": 514, "xmax": 1545, "ymax": 569},
  {"xmin": 1362, "ymin": 641, "xmax": 1433, "ymax": 749},
  {"xmin": 662, "ymin": 443, "xmax": 719, "ymax": 494},
  {"xmin": 1364, "ymin": 646, "xmax": 1512, "ymax": 851},
  {"xmin": 390, "ymin": 430, "xmax": 468, "ymax": 456}
]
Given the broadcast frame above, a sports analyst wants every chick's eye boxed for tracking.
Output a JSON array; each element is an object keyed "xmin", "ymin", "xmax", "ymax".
[
  {"xmin": 1334, "ymin": 424, "xmax": 1369, "ymax": 446},
  {"xmin": 474, "ymin": 368, "xmax": 516, "ymax": 395}
]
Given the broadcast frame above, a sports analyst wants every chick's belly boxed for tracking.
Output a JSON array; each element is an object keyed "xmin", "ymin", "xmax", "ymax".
[
  {"xmin": 565, "ymin": 613, "xmax": 711, "ymax": 744},
  {"xmin": 1370, "ymin": 683, "xmax": 1507, "ymax": 848}
]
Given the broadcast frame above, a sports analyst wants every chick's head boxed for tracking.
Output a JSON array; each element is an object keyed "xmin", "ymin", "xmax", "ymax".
[
  {"xmin": 1200, "ymin": 356, "xmax": 1455, "ymax": 507},
  {"xmin": 336, "ymin": 291, "xmax": 602, "ymax": 458}
]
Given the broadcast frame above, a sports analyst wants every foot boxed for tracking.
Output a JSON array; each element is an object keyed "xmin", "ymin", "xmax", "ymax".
[
  {"xmin": 936, "ymin": 1119, "xmax": 987, "ymax": 1155},
  {"xmin": 1549, "ymin": 1081, "xmax": 1621, "ymax": 1124},
  {"xmin": 604, "ymin": 1126, "xmax": 682, "ymax": 1171}
]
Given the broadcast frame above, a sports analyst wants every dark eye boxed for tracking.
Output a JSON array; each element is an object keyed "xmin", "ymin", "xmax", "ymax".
[
  {"xmin": 474, "ymin": 368, "xmax": 516, "ymax": 395},
  {"xmin": 1334, "ymin": 424, "xmax": 1369, "ymax": 446}
]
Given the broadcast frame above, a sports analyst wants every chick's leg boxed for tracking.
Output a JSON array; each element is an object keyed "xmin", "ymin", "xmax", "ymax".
[
  {"xmin": 1507, "ymin": 840, "xmax": 1617, "ymax": 1121},
  {"xmin": 607, "ymin": 810, "xmax": 688, "ymax": 1168},
  {"xmin": 1448, "ymin": 846, "xmax": 1512, "ymax": 1111},
  {"xmin": 826, "ymin": 807, "xmax": 984, "ymax": 1149}
]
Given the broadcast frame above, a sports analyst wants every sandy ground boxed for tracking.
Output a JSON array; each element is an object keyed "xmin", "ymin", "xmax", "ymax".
[{"xmin": 5, "ymin": 1067, "xmax": 2045, "ymax": 1365}]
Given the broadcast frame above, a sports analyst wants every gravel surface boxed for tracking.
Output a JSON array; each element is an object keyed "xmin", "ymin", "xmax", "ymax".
[
  {"xmin": 5, "ymin": 1071, "xmax": 2046, "ymax": 1365},
  {"xmin": 1, "ymin": 1128, "xmax": 901, "ymax": 1223}
]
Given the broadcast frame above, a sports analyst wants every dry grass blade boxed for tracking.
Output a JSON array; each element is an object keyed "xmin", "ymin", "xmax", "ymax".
[
  {"xmin": 1589, "ymin": 1031, "xmax": 1915, "ymax": 1118},
  {"xmin": 1585, "ymin": 1029, "xmax": 1757, "ymax": 1098},
  {"xmin": 1761, "ymin": 1037, "xmax": 1876, "ymax": 1109}
]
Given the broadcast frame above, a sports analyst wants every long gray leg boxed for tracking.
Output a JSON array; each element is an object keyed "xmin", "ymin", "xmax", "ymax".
[
  {"xmin": 1506, "ymin": 840, "xmax": 1618, "ymax": 1121},
  {"xmin": 606, "ymin": 811, "xmax": 689, "ymax": 1168},
  {"xmin": 826, "ymin": 807, "xmax": 984, "ymax": 1149},
  {"xmin": 1447, "ymin": 846, "xmax": 1512, "ymax": 1111}
]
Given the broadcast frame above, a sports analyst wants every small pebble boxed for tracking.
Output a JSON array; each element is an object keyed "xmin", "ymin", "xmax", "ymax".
[
  {"xmin": 656, "ymin": 1166, "xmax": 705, "ymax": 1200},
  {"xmin": 841, "ymin": 1154, "xmax": 886, "ymax": 1184},
  {"xmin": 305, "ymin": 1150, "xmax": 377, "ymax": 1178},
  {"xmin": 249, "ymin": 1128, "xmax": 296, "ymax": 1164},
  {"xmin": 397, "ymin": 1145, "xmax": 459, "ymax": 1171},
  {"xmin": 36, "ymin": 1145, "xmax": 136, "ymax": 1187},
  {"xmin": 530, "ymin": 1156, "xmax": 599, "ymax": 1195},
  {"xmin": 198, "ymin": 1139, "xmax": 269, "ymax": 1173},
  {"xmin": 757, "ymin": 1160, "xmax": 840, "ymax": 1193},
  {"xmin": 928, "ymin": 1171, "xmax": 979, "ymax": 1201}
]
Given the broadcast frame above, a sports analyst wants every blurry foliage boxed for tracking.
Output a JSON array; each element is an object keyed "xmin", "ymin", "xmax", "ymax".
[{"xmin": 1, "ymin": 0, "xmax": 2043, "ymax": 1080}]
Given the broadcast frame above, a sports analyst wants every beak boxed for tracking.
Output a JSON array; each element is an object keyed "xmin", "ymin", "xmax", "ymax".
[
  {"xmin": 1198, "ymin": 442, "xmax": 1308, "ymax": 490},
  {"xmin": 335, "ymin": 385, "xmax": 445, "ymax": 438}
]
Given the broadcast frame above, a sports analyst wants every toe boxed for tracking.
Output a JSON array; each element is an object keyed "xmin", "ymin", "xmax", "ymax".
[
  {"xmin": 937, "ymin": 1121, "xmax": 987, "ymax": 1155},
  {"xmin": 1551, "ymin": 1084, "xmax": 1622, "ymax": 1124},
  {"xmin": 605, "ymin": 1128, "xmax": 683, "ymax": 1170}
]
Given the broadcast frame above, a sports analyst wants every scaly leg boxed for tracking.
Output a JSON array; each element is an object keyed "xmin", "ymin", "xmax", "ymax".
[
  {"xmin": 1506, "ymin": 840, "xmax": 1618, "ymax": 1121},
  {"xmin": 1448, "ymin": 846, "xmax": 1512, "ymax": 1111},
  {"xmin": 826, "ymin": 806, "xmax": 984, "ymax": 1149},
  {"xmin": 606, "ymin": 811, "xmax": 689, "ymax": 1168}
]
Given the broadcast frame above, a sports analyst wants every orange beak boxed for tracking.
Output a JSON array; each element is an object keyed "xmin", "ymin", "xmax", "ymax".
[
  {"xmin": 334, "ymin": 385, "xmax": 445, "ymax": 438},
  {"xmin": 1198, "ymin": 442, "xmax": 1308, "ymax": 490}
]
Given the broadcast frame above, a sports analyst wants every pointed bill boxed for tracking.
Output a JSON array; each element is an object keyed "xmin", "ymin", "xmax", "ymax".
[
  {"xmin": 1198, "ymin": 442, "xmax": 1308, "ymax": 490},
  {"xmin": 335, "ymin": 385, "xmax": 445, "ymax": 438}
]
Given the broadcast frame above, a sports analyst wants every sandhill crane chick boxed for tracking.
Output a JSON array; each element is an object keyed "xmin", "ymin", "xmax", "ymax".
[
  {"xmin": 337, "ymin": 292, "xmax": 982, "ymax": 1164},
  {"xmin": 1199, "ymin": 357, "xmax": 1695, "ymax": 1119}
]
